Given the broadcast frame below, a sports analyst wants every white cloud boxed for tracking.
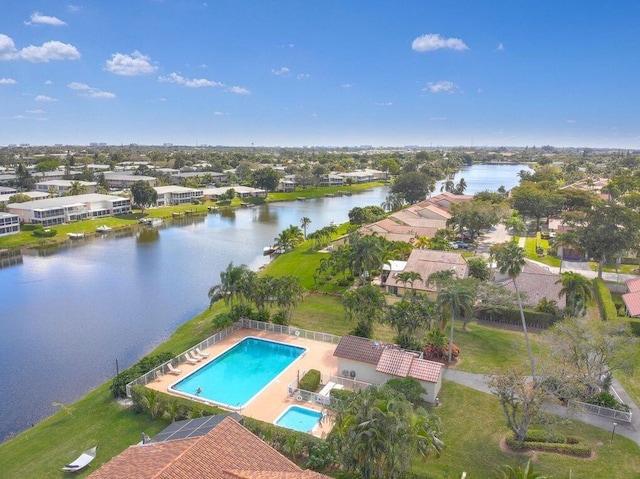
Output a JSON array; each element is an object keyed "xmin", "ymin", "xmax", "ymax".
[
  {"xmin": 0, "ymin": 77, "xmax": 17, "ymax": 84},
  {"xmin": 158, "ymin": 72, "xmax": 222, "ymax": 88},
  {"xmin": 412, "ymin": 33, "xmax": 468, "ymax": 52},
  {"xmin": 297, "ymin": 73, "xmax": 309, "ymax": 80},
  {"xmin": 424, "ymin": 80, "xmax": 459, "ymax": 94},
  {"xmin": 19, "ymin": 40, "xmax": 80, "ymax": 62},
  {"xmin": 67, "ymin": 81, "xmax": 115, "ymax": 98},
  {"xmin": 27, "ymin": 109, "xmax": 45, "ymax": 114},
  {"xmin": 566, "ymin": 119, "xmax": 576, "ymax": 124},
  {"xmin": 228, "ymin": 86, "xmax": 250, "ymax": 95},
  {"xmin": 341, "ymin": 83, "xmax": 353, "ymax": 88},
  {"xmin": 105, "ymin": 51, "xmax": 157, "ymax": 76},
  {"xmin": 375, "ymin": 101, "xmax": 393, "ymax": 106},
  {"xmin": 0, "ymin": 34, "xmax": 17, "ymax": 60},
  {"xmin": 213, "ymin": 111, "xmax": 226, "ymax": 116},
  {"xmin": 67, "ymin": 5, "xmax": 81, "ymax": 13},
  {"xmin": 496, "ymin": 43, "xmax": 505, "ymax": 51},
  {"xmin": 35, "ymin": 94, "xmax": 57, "ymax": 102},
  {"xmin": 429, "ymin": 117, "xmax": 447, "ymax": 121},
  {"xmin": 25, "ymin": 12, "xmax": 67, "ymax": 26},
  {"xmin": 45, "ymin": 80, "xmax": 53, "ymax": 84},
  {"xmin": 272, "ymin": 66, "xmax": 289, "ymax": 75}
]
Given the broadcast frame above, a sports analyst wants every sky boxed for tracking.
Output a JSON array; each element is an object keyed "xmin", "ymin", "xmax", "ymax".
[{"xmin": 1, "ymin": 1, "xmax": 640, "ymax": 148}]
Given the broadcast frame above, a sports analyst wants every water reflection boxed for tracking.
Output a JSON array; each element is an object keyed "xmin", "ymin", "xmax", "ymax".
[
  {"xmin": 0, "ymin": 251, "xmax": 22, "ymax": 269},
  {"xmin": 219, "ymin": 208, "xmax": 236, "ymax": 220},
  {"xmin": 136, "ymin": 227, "xmax": 160, "ymax": 243}
]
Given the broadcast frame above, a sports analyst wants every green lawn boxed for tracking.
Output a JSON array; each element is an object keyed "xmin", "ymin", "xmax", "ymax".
[
  {"xmin": 411, "ymin": 381, "xmax": 640, "ymax": 478},
  {"xmin": 266, "ymin": 182, "xmax": 385, "ymax": 202},
  {"xmin": 523, "ymin": 236, "xmax": 561, "ymax": 267}
]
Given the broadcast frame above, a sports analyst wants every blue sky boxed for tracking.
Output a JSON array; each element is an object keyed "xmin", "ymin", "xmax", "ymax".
[{"xmin": 1, "ymin": 1, "xmax": 639, "ymax": 148}]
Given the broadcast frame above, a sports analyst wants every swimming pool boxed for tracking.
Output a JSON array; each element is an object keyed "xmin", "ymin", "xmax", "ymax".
[
  {"xmin": 170, "ymin": 337, "xmax": 306, "ymax": 409},
  {"xmin": 275, "ymin": 405, "xmax": 323, "ymax": 433}
]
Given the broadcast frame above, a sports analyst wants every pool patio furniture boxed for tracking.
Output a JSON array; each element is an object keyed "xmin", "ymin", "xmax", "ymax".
[
  {"xmin": 167, "ymin": 364, "xmax": 182, "ymax": 375},
  {"xmin": 195, "ymin": 347, "xmax": 209, "ymax": 358},
  {"xmin": 186, "ymin": 352, "xmax": 202, "ymax": 363},
  {"xmin": 61, "ymin": 445, "xmax": 97, "ymax": 473}
]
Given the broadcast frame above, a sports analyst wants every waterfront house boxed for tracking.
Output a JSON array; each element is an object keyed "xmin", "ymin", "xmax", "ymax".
[
  {"xmin": 171, "ymin": 171, "xmax": 228, "ymax": 186},
  {"xmin": 333, "ymin": 335, "xmax": 442, "ymax": 403},
  {"xmin": 7, "ymin": 194, "xmax": 132, "ymax": 226},
  {"xmin": 154, "ymin": 186, "xmax": 204, "ymax": 206},
  {"xmin": 0, "ymin": 212, "xmax": 20, "ymax": 236},
  {"xmin": 202, "ymin": 185, "xmax": 267, "ymax": 199}
]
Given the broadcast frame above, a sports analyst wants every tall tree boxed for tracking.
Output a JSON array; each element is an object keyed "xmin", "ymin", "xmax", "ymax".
[
  {"xmin": 385, "ymin": 294, "xmax": 437, "ymax": 349},
  {"xmin": 555, "ymin": 271, "xmax": 592, "ymax": 317},
  {"xmin": 495, "ymin": 243, "xmax": 536, "ymax": 377},
  {"xmin": 328, "ymin": 384, "xmax": 443, "ymax": 479},
  {"xmin": 300, "ymin": 216, "xmax": 311, "ymax": 240},
  {"xmin": 437, "ymin": 281, "xmax": 475, "ymax": 361},
  {"xmin": 343, "ymin": 285, "xmax": 386, "ymax": 338},
  {"xmin": 252, "ymin": 166, "xmax": 282, "ymax": 191},
  {"xmin": 391, "ymin": 171, "xmax": 434, "ymax": 204},
  {"xmin": 130, "ymin": 180, "xmax": 157, "ymax": 213},
  {"xmin": 208, "ymin": 262, "xmax": 253, "ymax": 314}
]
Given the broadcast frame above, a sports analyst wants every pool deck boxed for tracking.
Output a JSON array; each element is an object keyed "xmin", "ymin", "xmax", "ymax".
[{"xmin": 147, "ymin": 328, "xmax": 338, "ymax": 437}]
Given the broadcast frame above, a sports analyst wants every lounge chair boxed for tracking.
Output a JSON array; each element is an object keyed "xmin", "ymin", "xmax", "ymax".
[
  {"xmin": 195, "ymin": 347, "xmax": 209, "ymax": 358},
  {"xmin": 190, "ymin": 350, "xmax": 205, "ymax": 360},
  {"xmin": 62, "ymin": 445, "xmax": 97, "ymax": 473},
  {"xmin": 167, "ymin": 363, "xmax": 182, "ymax": 375},
  {"xmin": 184, "ymin": 353, "xmax": 198, "ymax": 365}
]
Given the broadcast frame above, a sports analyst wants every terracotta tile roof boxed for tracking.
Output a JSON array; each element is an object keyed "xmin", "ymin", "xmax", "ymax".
[
  {"xmin": 623, "ymin": 291, "xmax": 640, "ymax": 317},
  {"xmin": 224, "ymin": 471, "xmax": 329, "ymax": 478},
  {"xmin": 498, "ymin": 269, "xmax": 566, "ymax": 309},
  {"xmin": 335, "ymin": 336, "xmax": 442, "ymax": 384},
  {"xmin": 88, "ymin": 417, "xmax": 331, "ymax": 479},
  {"xmin": 384, "ymin": 249, "xmax": 468, "ymax": 292},
  {"xmin": 626, "ymin": 277, "xmax": 640, "ymax": 293},
  {"xmin": 333, "ymin": 335, "xmax": 396, "ymax": 364},
  {"xmin": 376, "ymin": 349, "xmax": 413, "ymax": 377},
  {"xmin": 408, "ymin": 359, "xmax": 442, "ymax": 383}
]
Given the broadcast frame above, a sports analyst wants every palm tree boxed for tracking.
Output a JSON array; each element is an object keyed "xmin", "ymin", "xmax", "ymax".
[
  {"xmin": 348, "ymin": 234, "xmax": 385, "ymax": 285},
  {"xmin": 208, "ymin": 262, "xmax": 251, "ymax": 313},
  {"xmin": 300, "ymin": 217, "xmax": 311, "ymax": 240},
  {"xmin": 441, "ymin": 178, "xmax": 455, "ymax": 193},
  {"xmin": 498, "ymin": 459, "xmax": 550, "ymax": 479},
  {"xmin": 381, "ymin": 192, "xmax": 405, "ymax": 212},
  {"xmin": 68, "ymin": 181, "xmax": 88, "ymax": 196},
  {"xmin": 396, "ymin": 271, "xmax": 422, "ymax": 295},
  {"xmin": 556, "ymin": 271, "xmax": 592, "ymax": 316},
  {"xmin": 343, "ymin": 285, "xmax": 386, "ymax": 338},
  {"xmin": 495, "ymin": 243, "xmax": 536, "ymax": 376},
  {"xmin": 454, "ymin": 177, "xmax": 467, "ymax": 194},
  {"xmin": 437, "ymin": 282, "xmax": 475, "ymax": 362}
]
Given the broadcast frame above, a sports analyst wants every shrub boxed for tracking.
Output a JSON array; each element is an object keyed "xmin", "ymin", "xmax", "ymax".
[
  {"xmin": 110, "ymin": 352, "xmax": 175, "ymax": 398},
  {"xmin": 272, "ymin": 310, "xmax": 288, "ymax": 325},
  {"xmin": 476, "ymin": 307, "xmax": 559, "ymax": 328},
  {"xmin": 384, "ymin": 377, "xmax": 426, "ymax": 405},
  {"xmin": 131, "ymin": 385, "xmax": 225, "ymax": 419},
  {"xmin": 524, "ymin": 429, "xmax": 565, "ymax": 444},
  {"xmin": 593, "ymin": 278, "xmax": 618, "ymax": 321},
  {"xmin": 505, "ymin": 437, "xmax": 591, "ymax": 457},
  {"xmin": 299, "ymin": 369, "xmax": 321, "ymax": 392},
  {"xmin": 585, "ymin": 391, "xmax": 630, "ymax": 412},
  {"xmin": 212, "ymin": 312, "xmax": 234, "ymax": 330},
  {"xmin": 32, "ymin": 227, "xmax": 57, "ymax": 238},
  {"xmin": 628, "ymin": 318, "xmax": 640, "ymax": 336}
]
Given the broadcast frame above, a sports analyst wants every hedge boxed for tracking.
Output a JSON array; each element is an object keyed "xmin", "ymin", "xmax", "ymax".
[
  {"xmin": 629, "ymin": 318, "xmax": 640, "ymax": 336},
  {"xmin": 506, "ymin": 437, "xmax": 591, "ymax": 457},
  {"xmin": 475, "ymin": 307, "xmax": 559, "ymax": 329},
  {"xmin": 110, "ymin": 352, "xmax": 175, "ymax": 398},
  {"xmin": 593, "ymin": 278, "xmax": 618, "ymax": 321},
  {"xmin": 299, "ymin": 369, "xmax": 322, "ymax": 392}
]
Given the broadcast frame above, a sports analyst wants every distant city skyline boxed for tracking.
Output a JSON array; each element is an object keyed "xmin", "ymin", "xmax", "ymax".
[{"xmin": 1, "ymin": 1, "xmax": 639, "ymax": 148}]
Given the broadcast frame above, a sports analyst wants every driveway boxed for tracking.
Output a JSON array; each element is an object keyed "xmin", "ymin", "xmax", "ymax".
[{"xmin": 475, "ymin": 223, "xmax": 510, "ymax": 257}]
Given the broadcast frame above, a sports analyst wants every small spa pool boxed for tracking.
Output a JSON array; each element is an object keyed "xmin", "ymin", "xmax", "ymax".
[{"xmin": 275, "ymin": 405, "xmax": 323, "ymax": 433}]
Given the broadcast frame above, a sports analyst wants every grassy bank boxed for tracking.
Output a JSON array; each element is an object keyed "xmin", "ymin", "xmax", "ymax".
[
  {"xmin": 2, "ymin": 229, "xmax": 640, "ymax": 477},
  {"xmin": 266, "ymin": 182, "xmax": 385, "ymax": 202}
]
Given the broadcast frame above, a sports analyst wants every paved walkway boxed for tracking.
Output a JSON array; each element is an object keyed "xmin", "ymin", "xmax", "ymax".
[{"xmin": 442, "ymin": 369, "xmax": 640, "ymax": 445}]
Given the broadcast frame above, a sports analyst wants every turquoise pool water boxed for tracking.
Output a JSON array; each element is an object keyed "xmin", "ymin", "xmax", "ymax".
[
  {"xmin": 275, "ymin": 405, "xmax": 322, "ymax": 433},
  {"xmin": 170, "ymin": 337, "xmax": 305, "ymax": 409}
]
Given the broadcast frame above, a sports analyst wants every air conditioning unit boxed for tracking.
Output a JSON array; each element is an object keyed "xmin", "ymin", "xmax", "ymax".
[{"xmin": 349, "ymin": 370, "xmax": 357, "ymax": 379}]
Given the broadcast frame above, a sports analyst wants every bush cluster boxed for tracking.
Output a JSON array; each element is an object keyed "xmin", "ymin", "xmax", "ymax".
[
  {"xmin": 131, "ymin": 385, "xmax": 224, "ymax": 420},
  {"xmin": 593, "ymin": 278, "xmax": 618, "ymax": 321},
  {"xmin": 585, "ymin": 391, "xmax": 630, "ymax": 412},
  {"xmin": 506, "ymin": 436, "xmax": 591, "ymax": 457},
  {"xmin": 628, "ymin": 318, "xmax": 640, "ymax": 336},
  {"xmin": 475, "ymin": 307, "xmax": 559, "ymax": 328},
  {"xmin": 110, "ymin": 352, "xmax": 175, "ymax": 398},
  {"xmin": 32, "ymin": 227, "xmax": 57, "ymax": 238},
  {"xmin": 299, "ymin": 369, "xmax": 321, "ymax": 392}
]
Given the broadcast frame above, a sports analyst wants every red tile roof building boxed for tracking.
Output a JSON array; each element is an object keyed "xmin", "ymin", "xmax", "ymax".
[{"xmin": 88, "ymin": 417, "xmax": 330, "ymax": 479}]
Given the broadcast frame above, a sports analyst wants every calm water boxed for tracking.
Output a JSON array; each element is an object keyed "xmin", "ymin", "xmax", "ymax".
[
  {"xmin": 171, "ymin": 338, "xmax": 305, "ymax": 408},
  {"xmin": 275, "ymin": 405, "xmax": 323, "ymax": 433},
  {"xmin": 0, "ymin": 163, "xmax": 528, "ymax": 442}
]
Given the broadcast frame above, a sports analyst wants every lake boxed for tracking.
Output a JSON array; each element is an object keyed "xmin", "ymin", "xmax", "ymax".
[{"xmin": 0, "ymin": 163, "xmax": 529, "ymax": 441}]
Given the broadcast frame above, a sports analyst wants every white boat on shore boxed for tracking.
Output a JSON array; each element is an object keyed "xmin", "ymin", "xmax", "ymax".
[
  {"xmin": 139, "ymin": 218, "xmax": 163, "ymax": 227},
  {"xmin": 67, "ymin": 232, "xmax": 85, "ymax": 239},
  {"xmin": 96, "ymin": 225, "xmax": 113, "ymax": 233}
]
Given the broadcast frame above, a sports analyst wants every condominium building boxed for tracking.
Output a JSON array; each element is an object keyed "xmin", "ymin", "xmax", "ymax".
[
  {"xmin": 7, "ymin": 194, "xmax": 132, "ymax": 226},
  {"xmin": 0, "ymin": 212, "xmax": 20, "ymax": 236},
  {"xmin": 154, "ymin": 186, "xmax": 203, "ymax": 206}
]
